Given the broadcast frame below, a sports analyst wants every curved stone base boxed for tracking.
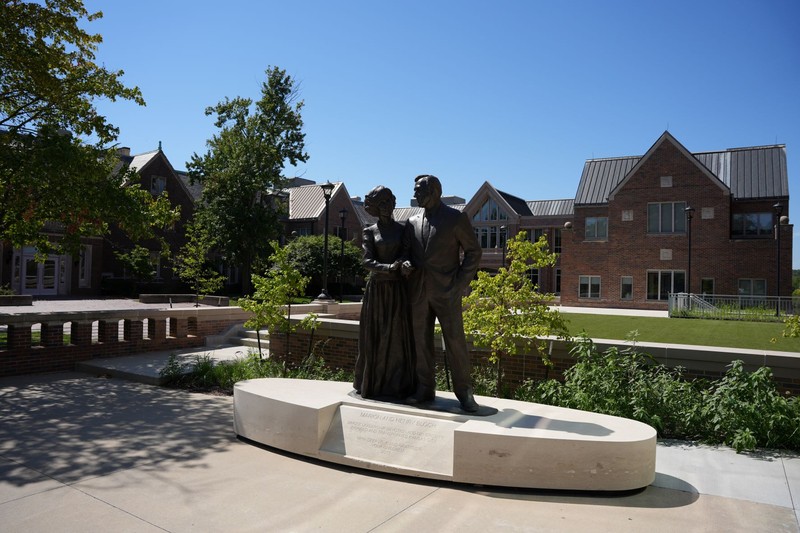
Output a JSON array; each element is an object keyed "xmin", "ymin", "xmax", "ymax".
[{"xmin": 233, "ymin": 378, "xmax": 656, "ymax": 491}]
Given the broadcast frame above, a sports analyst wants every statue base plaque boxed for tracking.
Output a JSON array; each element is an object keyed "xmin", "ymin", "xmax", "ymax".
[{"xmin": 233, "ymin": 378, "xmax": 656, "ymax": 491}]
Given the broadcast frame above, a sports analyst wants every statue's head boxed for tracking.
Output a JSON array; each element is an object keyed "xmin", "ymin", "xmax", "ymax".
[
  {"xmin": 364, "ymin": 185, "xmax": 396, "ymax": 217},
  {"xmin": 413, "ymin": 174, "xmax": 442, "ymax": 208}
]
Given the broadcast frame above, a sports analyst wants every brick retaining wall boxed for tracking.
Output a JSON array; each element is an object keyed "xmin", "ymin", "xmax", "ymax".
[
  {"xmin": 270, "ymin": 318, "xmax": 800, "ymax": 395},
  {"xmin": 0, "ymin": 307, "xmax": 250, "ymax": 377}
]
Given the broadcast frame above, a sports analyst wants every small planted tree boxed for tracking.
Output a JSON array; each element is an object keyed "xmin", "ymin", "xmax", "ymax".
[
  {"xmin": 239, "ymin": 241, "xmax": 316, "ymax": 360},
  {"xmin": 174, "ymin": 217, "xmax": 225, "ymax": 306},
  {"xmin": 463, "ymin": 231, "xmax": 569, "ymax": 395}
]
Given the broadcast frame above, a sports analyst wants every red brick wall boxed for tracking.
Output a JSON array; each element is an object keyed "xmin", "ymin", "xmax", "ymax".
[{"xmin": 0, "ymin": 309, "xmax": 247, "ymax": 377}]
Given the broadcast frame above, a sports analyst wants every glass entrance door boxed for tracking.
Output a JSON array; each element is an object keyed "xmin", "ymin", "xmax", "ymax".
[{"xmin": 22, "ymin": 256, "xmax": 59, "ymax": 295}]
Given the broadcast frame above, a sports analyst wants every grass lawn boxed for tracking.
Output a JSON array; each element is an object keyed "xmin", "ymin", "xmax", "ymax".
[{"xmin": 562, "ymin": 313, "xmax": 800, "ymax": 352}]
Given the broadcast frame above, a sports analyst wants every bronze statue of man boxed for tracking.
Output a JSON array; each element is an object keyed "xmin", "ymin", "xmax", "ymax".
[{"xmin": 402, "ymin": 174, "xmax": 482, "ymax": 412}]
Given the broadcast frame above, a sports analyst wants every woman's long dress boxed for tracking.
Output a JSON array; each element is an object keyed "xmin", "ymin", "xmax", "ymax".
[{"xmin": 353, "ymin": 220, "xmax": 416, "ymax": 399}]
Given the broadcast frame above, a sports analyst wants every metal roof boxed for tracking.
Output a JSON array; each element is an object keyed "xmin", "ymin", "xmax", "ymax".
[
  {"xmin": 574, "ymin": 157, "xmax": 639, "ymax": 205},
  {"xmin": 694, "ymin": 145, "xmax": 788, "ymax": 199},
  {"xmin": 287, "ymin": 182, "xmax": 343, "ymax": 220},
  {"xmin": 497, "ymin": 191, "xmax": 532, "ymax": 216},
  {"xmin": 575, "ymin": 143, "xmax": 788, "ymax": 205},
  {"xmin": 525, "ymin": 199, "xmax": 574, "ymax": 217},
  {"xmin": 392, "ymin": 206, "xmax": 423, "ymax": 223}
]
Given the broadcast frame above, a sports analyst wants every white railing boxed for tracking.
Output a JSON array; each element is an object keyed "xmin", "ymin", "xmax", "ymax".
[{"xmin": 669, "ymin": 293, "xmax": 795, "ymax": 321}]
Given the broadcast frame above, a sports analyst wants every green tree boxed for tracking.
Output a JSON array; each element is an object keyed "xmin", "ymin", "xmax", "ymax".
[
  {"xmin": 0, "ymin": 1, "xmax": 176, "ymax": 257},
  {"xmin": 284, "ymin": 234, "xmax": 365, "ymax": 296},
  {"xmin": 174, "ymin": 216, "xmax": 225, "ymax": 305},
  {"xmin": 463, "ymin": 231, "xmax": 569, "ymax": 394},
  {"xmin": 239, "ymin": 241, "xmax": 316, "ymax": 359},
  {"xmin": 187, "ymin": 66, "xmax": 308, "ymax": 294}
]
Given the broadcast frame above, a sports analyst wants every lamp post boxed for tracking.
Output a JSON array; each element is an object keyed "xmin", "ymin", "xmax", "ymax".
[
  {"xmin": 684, "ymin": 206, "xmax": 695, "ymax": 296},
  {"xmin": 338, "ymin": 208, "xmax": 348, "ymax": 302},
  {"xmin": 774, "ymin": 202, "xmax": 783, "ymax": 316},
  {"xmin": 317, "ymin": 181, "xmax": 335, "ymax": 300}
]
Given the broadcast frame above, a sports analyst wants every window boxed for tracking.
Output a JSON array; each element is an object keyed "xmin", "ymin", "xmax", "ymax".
[
  {"xmin": 731, "ymin": 213, "xmax": 772, "ymax": 237},
  {"xmin": 647, "ymin": 202, "xmax": 686, "ymax": 233},
  {"xmin": 472, "ymin": 198, "xmax": 508, "ymax": 222},
  {"xmin": 529, "ymin": 228, "xmax": 545, "ymax": 243},
  {"xmin": 620, "ymin": 276, "xmax": 633, "ymax": 300},
  {"xmin": 150, "ymin": 175, "xmax": 166, "ymax": 195},
  {"xmin": 555, "ymin": 268, "xmax": 561, "ymax": 295},
  {"xmin": 584, "ymin": 217, "xmax": 608, "ymax": 241},
  {"xmin": 528, "ymin": 268, "xmax": 540, "ymax": 288},
  {"xmin": 701, "ymin": 278, "xmax": 714, "ymax": 296},
  {"xmin": 475, "ymin": 226, "xmax": 507, "ymax": 250},
  {"xmin": 647, "ymin": 270, "xmax": 685, "ymax": 300},
  {"xmin": 738, "ymin": 278, "xmax": 766, "ymax": 297},
  {"xmin": 79, "ymin": 245, "xmax": 92, "ymax": 288},
  {"xmin": 149, "ymin": 251, "xmax": 162, "ymax": 279},
  {"xmin": 553, "ymin": 228, "xmax": 562, "ymax": 253},
  {"xmin": 579, "ymin": 275, "xmax": 600, "ymax": 298}
]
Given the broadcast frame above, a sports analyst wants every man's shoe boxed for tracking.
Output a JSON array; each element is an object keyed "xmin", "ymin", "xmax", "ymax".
[{"xmin": 459, "ymin": 394, "xmax": 480, "ymax": 413}]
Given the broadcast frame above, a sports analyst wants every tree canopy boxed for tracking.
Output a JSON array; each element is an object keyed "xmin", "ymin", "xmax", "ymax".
[
  {"xmin": 284, "ymin": 234, "xmax": 365, "ymax": 295},
  {"xmin": 463, "ymin": 231, "xmax": 569, "ymax": 370},
  {"xmin": 0, "ymin": 0, "xmax": 177, "ymax": 257},
  {"xmin": 187, "ymin": 66, "xmax": 308, "ymax": 292}
]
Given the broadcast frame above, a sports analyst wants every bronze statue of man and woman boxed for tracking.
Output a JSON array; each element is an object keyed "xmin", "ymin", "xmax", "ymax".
[{"xmin": 353, "ymin": 175, "xmax": 482, "ymax": 413}]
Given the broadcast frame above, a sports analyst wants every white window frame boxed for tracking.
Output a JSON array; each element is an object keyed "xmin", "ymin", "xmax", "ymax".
[
  {"xmin": 584, "ymin": 217, "xmax": 608, "ymax": 241},
  {"xmin": 579, "ymin": 275, "xmax": 601, "ymax": 299}
]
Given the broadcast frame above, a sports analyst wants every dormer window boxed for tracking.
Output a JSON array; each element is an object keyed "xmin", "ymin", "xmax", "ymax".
[
  {"xmin": 472, "ymin": 198, "xmax": 508, "ymax": 222},
  {"xmin": 150, "ymin": 175, "xmax": 166, "ymax": 195}
]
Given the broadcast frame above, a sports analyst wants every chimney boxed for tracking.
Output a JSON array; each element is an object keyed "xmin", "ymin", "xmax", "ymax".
[{"xmin": 117, "ymin": 147, "xmax": 131, "ymax": 157}]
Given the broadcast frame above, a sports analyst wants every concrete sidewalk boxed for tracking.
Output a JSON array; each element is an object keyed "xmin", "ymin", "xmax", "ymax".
[{"xmin": 1, "ymin": 369, "xmax": 798, "ymax": 532}]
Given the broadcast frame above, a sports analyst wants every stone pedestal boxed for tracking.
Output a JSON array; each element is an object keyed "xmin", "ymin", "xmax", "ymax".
[{"xmin": 233, "ymin": 378, "xmax": 657, "ymax": 491}]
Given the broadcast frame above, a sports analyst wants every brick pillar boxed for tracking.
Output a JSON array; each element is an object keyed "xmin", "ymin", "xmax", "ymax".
[
  {"xmin": 40, "ymin": 322, "xmax": 64, "ymax": 347},
  {"xmin": 8, "ymin": 324, "xmax": 31, "ymax": 350},
  {"xmin": 187, "ymin": 316, "xmax": 198, "ymax": 336},
  {"xmin": 123, "ymin": 319, "xmax": 144, "ymax": 342},
  {"xmin": 70, "ymin": 321, "xmax": 92, "ymax": 346},
  {"xmin": 97, "ymin": 320, "xmax": 118, "ymax": 343},
  {"xmin": 149, "ymin": 317, "xmax": 166, "ymax": 340}
]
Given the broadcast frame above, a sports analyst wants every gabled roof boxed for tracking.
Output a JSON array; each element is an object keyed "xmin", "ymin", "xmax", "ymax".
[
  {"xmin": 575, "ymin": 132, "xmax": 788, "ymax": 205},
  {"xmin": 497, "ymin": 191, "xmax": 532, "ymax": 216},
  {"xmin": 463, "ymin": 181, "xmax": 527, "ymax": 220},
  {"xmin": 287, "ymin": 181, "xmax": 347, "ymax": 220},
  {"xmin": 127, "ymin": 150, "xmax": 160, "ymax": 173},
  {"xmin": 176, "ymin": 171, "xmax": 203, "ymax": 202}
]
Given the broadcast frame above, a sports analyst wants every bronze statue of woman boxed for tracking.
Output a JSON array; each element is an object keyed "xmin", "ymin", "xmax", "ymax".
[{"xmin": 353, "ymin": 186, "xmax": 416, "ymax": 400}]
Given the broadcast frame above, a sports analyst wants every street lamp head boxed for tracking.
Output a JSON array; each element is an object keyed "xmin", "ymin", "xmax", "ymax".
[
  {"xmin": 320, "ymin": 181, "xmax": 335, "ymax": 200},
  {"xmin": 684, "ymin": 205, "xmax": 695, "ymax": 219},
  {"xmin": 773, "ymin": 203, "xmax": 783, "ymax": 218},
  {"xmin": 339, "ymin": 207, "xmax": 348, "ymax": 222}
]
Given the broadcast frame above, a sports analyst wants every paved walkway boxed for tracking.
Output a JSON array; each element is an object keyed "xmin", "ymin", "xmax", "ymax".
[{"xmin": 1, "ymin": 299, "xmax": 798, "ymax": 531}]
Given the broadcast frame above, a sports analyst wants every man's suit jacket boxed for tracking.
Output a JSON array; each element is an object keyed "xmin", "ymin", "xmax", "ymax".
[{"xmin": 404, "ymin": 202, "xmax": 482, "ymax": 305}]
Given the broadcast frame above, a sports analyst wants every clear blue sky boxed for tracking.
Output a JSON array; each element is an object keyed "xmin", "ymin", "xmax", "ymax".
[{"xmin": 89, "ymin": 0, "xmax": 800, "ymax": 267}]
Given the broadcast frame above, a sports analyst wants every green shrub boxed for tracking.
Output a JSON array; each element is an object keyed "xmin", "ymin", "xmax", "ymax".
[{"xmin": 514, "ymin": 333, "xmax": 798, "ymax": 452}]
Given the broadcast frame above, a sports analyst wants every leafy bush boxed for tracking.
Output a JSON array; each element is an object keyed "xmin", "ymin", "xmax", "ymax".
[
  {"xmin": 515, "ymin": 333, "xmax": 799, "ymax": 452},
  {"xmin": 160, "ymin": 350, "xmax": 354, "ymax": 394}
]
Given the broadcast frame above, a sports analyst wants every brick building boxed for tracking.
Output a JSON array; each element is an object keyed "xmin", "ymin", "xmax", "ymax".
[{"xmin": 559, "ymin": 131, "xmax": 792, "ymax": 309}]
